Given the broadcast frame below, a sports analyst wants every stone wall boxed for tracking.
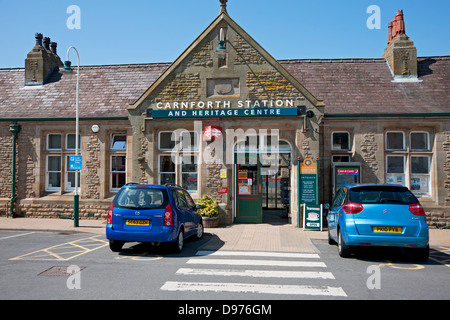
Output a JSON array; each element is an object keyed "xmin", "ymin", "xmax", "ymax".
[
  {"xmin": 18, "ymin": 199, "xmax": 110, "ymax": 219},
  {"xmin": 0, "ymin": 129, "xmax": 12, "ymax": 199}
]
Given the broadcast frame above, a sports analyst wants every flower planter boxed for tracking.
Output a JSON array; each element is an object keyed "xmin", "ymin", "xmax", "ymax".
[{"xmin": 202, "ymin": 216, "xmax": 219, "ymax": 228}]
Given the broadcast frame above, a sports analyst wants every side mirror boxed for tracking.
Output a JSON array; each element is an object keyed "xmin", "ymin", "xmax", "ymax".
[{"xmin": 195, "ymin": 204, "xmax": 202, "ymax": 210}]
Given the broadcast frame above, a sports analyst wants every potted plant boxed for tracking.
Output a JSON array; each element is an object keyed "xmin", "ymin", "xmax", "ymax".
[{"xmin": 197, "ymin": 194, "xmax": 219, "ymax": 228}]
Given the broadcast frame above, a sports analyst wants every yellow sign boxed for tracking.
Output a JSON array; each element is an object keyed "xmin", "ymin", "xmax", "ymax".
[{"xmin": 300, "ymin": 158, "xmax": 317, "ymax": 175}]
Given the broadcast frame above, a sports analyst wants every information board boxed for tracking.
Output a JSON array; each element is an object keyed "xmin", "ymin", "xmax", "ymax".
[
  {"xmin": 299, "ymin": 158, "xmax": 318, "ymax": 204},
  {"xmin": 68, "ymin": 156, "xmax": 82, "ymax": 171}
]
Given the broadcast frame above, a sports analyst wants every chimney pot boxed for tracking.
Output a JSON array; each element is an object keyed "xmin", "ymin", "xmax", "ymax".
[
  {"xmin": 43, "ymin": 37, "xmax": 51, "ymax": 50},
  {"xmin": 35, "ymin": 33, "xmax": 43, "ymax": 47},
  {"xmin": 50, "ymin": 42, "xmax": 58, "ymax": 55}
]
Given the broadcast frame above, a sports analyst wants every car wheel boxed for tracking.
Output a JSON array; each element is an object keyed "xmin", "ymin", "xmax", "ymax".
[
  {"xmin": 338, "ymin": 229, "xmax": 351, "ymax": 258},
  {"xmin": 109, "ymin": 240, "xmax": 124, "ymax": 252},
  {"xmin": 173, "ymin": 229, "xmax": 184, "ymax": 253},
  {"xmin": 195, "ymin": 222, "xmax": 204, "ymax": 240}
]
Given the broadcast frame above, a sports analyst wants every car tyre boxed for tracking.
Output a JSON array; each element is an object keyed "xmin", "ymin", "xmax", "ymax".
[
  {"xmin": 338, "ymin": 229, "xmax": 352, "ymax": 258},
  {"xmin": 173, "ymin": 229, "xmax": 184, "ymax": 253},
  {"xmin": 109, "ymin": 240, "xmax": 124, "ymax": 252},
  {"xmin": 195, "ymin": 222, "xmax": 204, "ymax": 240}
]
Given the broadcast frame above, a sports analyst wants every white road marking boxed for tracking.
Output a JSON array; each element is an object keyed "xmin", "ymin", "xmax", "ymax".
[
  {"xmin": 186, "ymin": 258, "xmax": 327, "ymax": 268},
  {"xmin": 0, "ymin": 232, "xmax": 35, "ymax": 240},
  {"xmin": 196, "ymin": 250, "xmax": 320, "ymax": 259},
  {"xmin": 176, "ymin": 268, "xmax": 335, "ymax": 279},
  {"xmin": 161, "ymin": 281, "xmax": 347, "ymax": 297}
]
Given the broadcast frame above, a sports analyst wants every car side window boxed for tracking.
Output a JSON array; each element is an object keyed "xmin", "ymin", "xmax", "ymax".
[
  {"xmin": 184, "ymin": 191, "xmax": 196, "ymax": 209},
  {"xmin": 173, "ymin": 189, "xmax": 189, "ymax": 209},
  {"xmin": 332, "ymin": 189, "xmax": 346, "ymax": 208}
]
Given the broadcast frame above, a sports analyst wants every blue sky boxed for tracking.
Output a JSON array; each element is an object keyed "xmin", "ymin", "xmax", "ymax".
[{"xmin": 0, "ymin": 0, "xmax": 449, "ymax": 68}]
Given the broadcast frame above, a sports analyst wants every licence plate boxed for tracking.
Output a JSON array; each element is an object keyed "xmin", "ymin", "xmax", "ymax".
[
  {"xmin": 374, "ymin": 226, "xmax": 401, "ymax": 233},
  {"xmin": 126, "ymin": 219, "xmax": 149, "ymax": 226}
]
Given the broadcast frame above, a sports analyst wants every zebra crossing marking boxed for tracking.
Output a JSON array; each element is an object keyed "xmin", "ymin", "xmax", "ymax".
[{"xmin": 161, "ymin": 281, "xmax": 347, "ymax": 297}]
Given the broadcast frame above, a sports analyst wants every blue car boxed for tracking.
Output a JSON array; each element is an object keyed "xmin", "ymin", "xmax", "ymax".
[
  {"xmin": 327, "ymin": 184, "xmax": 429, "ymax": 261},
  {"xmin": 106, "ymin": 183, "xmax": 203, "ymax": 253}
]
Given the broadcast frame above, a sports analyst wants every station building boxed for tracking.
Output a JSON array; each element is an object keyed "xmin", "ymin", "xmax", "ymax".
[{"xmin": 0, "ymin": 2, "xmax": 449, "ymax": 227}]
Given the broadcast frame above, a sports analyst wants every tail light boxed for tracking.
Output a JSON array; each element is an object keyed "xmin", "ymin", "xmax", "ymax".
[
  {"xmin": 164, "ymin": 204, "xmax": 173, "ymax": 226},
  {"xmin": 107, "ymin": 203, "xmax": 114, "ymax": 225},
  {"xmin": 409, "ymin": 203, "xmax": 426, "ymax": 216},
  {"xmin": 343, "ymin": 202, "xmax": 364, "ymax": 214}
]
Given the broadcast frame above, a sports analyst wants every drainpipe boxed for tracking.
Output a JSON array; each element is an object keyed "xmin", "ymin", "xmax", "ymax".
[{"xmin": 9, "ymin": 122, "xmax": 21, "ymax": 218}]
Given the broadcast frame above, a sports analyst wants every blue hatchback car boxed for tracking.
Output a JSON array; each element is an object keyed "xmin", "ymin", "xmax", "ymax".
[
  {"xmin": 106, "ymin": 183, "xmax": 203, "ymax": 253},
  {"xmin": 327, "ymin": 184, "xmax": 429, "ymax": 261}
]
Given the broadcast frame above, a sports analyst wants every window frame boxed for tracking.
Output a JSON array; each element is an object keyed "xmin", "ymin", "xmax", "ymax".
[
  {"xmin": 331, "ymin": 131, "xmax": 351, "ymax": 151},
  {"xmin": 46, "ymin": 155, "xmax": 62, "ymax": 192},
  {"xmin": 410, "ymin": 131, "xmax": 430, "ymax": 151},
  {"xmin": 385, "ymin": 131, "xmax": 405, "ymax": 151},
  {"xmin": 111, "ymin": 155, "xmax": 126, "ymax": 192},
  {"xmin": 47, "ymin": 133, "xmax": 62, "ymax": 151}
]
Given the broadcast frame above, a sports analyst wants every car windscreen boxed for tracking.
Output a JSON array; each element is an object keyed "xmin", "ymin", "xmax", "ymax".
[
  {"xmin": 114, "ymin": 187, "xmax": 168, "ymax": 209},
  {"xmin": 349, "ymin": 186, "xmax": 419, "ymax": 205}
]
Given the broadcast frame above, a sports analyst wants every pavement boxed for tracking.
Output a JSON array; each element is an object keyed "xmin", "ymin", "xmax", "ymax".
[{"xmin": 1, "ymin": 217, "xmax": 449, "ymax": 252}]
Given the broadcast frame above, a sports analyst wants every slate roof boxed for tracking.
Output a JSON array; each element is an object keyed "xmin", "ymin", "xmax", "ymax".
[
  {"xmin": 0, "ymin": 63, "xmax": 169, "ymax": 119},
  {"xmin": 0, "ymin": 56, "xmax": 448, "ymax": 119},
  {"xmin": 280, "ymin": 56, "xmax": 450, "ymax": 115}
]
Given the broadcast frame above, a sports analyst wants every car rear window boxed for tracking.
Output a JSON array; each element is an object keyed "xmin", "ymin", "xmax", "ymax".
[
  {"xmin": 349, "ymin": 186, "xmax": 418, "ymax": 205},
  {"xmin": 114, "ymin": 187, "xmax": 168, "ymax": 209}
]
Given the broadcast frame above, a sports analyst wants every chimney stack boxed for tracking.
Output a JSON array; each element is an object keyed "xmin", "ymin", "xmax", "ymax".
[
  {"xmin": 382, "ymin": 10, "xmax": 418, "ymax": 81},
  {"xmin": 25, "ymin": 33, "xmax": 63, "ymax": 86}
]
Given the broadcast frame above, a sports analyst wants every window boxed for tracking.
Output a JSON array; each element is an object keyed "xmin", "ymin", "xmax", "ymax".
[
  {"xmin": 66, "ymin": 134, "xmax": 81, "ymax": 150},
  {"xmin": 332, "ymin": 132, "xmax": 350, "ymax": 151},
  {"xmin": 46, "ymin": 155, "xmax": 61, "ymax": 191},
  {"xmin": 386, "ymin": 155, "xmax": 405, "ymax": 185},
  {"xmin": 180, "ymin": 131, "xmax": 199, "ymax": 150},
  {"xmin": 159, "ymin": 155, "xmax": 176, "ymax": 185},
  {"xmin": 410, "ymin": 132, "xmax": 429, "ymax": 151},
  {"xmin": 47, "ymin": 134, "xmax": 62, "ymax": 150},
  {"xmin": 159, "ymin": 132, "xmax": 176, "ymax": 150},
  {"xmin": 46, "ymin": 133, "xmax": 82, "ymax": 192},
  {"xmin": 111, "ymin": 134, "xmax": 126, "ymax": 151},
  {"xmin": 181, "ymin": 155, "xmax": 198, "ymax": 192},
  {"xmin": 111, "ymin": 155, "xmax": 126, "ymax": 191},
  {"xmin": 386, "ymin": 131, "xmax": 405, "ymax": 150},
  {"xmin": 158, "ymin": 131, "xmax": 199, "ymax": 193},
  {"xmin": 110, "ymin": 133, "xmax": 127, "ymax": 191},
  {"xmin": 410, "ymin": 156, "xmax": 430, "ymax": 196},
  {"xmin": 384, "ymin": 131, "xmax": 432, "ymax": 197}
]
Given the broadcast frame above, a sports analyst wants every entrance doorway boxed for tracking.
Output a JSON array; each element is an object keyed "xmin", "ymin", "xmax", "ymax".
[{"xmin": 234, "ymin": 138, "xmax": 291, "ymax": 224}]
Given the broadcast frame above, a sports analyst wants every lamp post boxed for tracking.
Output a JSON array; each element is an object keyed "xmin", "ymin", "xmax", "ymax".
[{"xmin": 63, "ymin": 47, "xmax": 80, "ymax": 227}]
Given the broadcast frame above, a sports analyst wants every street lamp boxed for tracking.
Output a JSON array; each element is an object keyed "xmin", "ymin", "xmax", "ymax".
[{"xmin": 63, "ymin": 46, "xmax": 80, "ymax": 227}]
